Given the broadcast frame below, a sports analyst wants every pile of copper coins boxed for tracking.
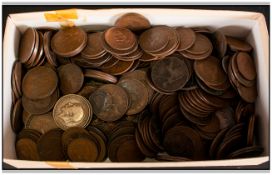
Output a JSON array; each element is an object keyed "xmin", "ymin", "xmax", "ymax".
[{"xmin": 11, "ymin": 13, "xmax": 263, "ymax": 162}]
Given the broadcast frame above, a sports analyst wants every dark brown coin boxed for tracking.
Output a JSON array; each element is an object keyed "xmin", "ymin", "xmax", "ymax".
[
  {"xmin": 156, "ymin": 153, "xmax": 192, "ymax": 162},
  {"xmin": 19, "ymin": 28, "xmax": 36, "ymax": 63},
  {"xmin": 24, "ymin": 29, "xmax": 40, "ymax": 68},
  {"xmin": 51, "ymin": 27, "xmax": 87, "ymax": 57},
  {"xmin": 43, "ymin": 31, "xmax": 58, "ymax": 67},
  {"xmin": 215, "ymin": 107, "xmax": 235, "ymax": 130},
  {"xmin": 102, "ymin": 60, "xmax": 134, "ymax": 76},
  {"xmin": 22, "ymin": 66, "xmax": 58, "ymax": 100},
  {"xmin": 84, "ymin": 69, "xmax": 117, "ymax": 84},
  {"xmin": 236, "ymin": 52, "xmax": 256, "ymax": 81},
  {"xmin": 227, "ymin": 146, "xmax": 263, "ymax": 159},
  {"xmin": 135, "ymin": 127, "xmax": 157, "ymax": 157},
  {"xmin": 104, "ymin": 27, "xmax": 136, "ymax": 51},
  {"xmin": 213, "ymin": 30, "xmax": 227, "ymax": 58},
  {"xmin": 222, "ymin": 55, "xmax": 230, "ymax": 74},
  {"xmin": 186, "ymin": 33, "xmax": 213, "ymax": 55},
  {"xmin": 11, "ymin": 98, "xmax": 23, "ymax": 133},
  {"xmin": 226, "ymin": 36, "xmax": 252, "ymax": 52},
  {"xmin": 115, "ymin": 13, "xmax": 151, "ymax": 31},
  {"xmin": 99, "ymin": 57, "xmax": 119, "ymax": 69},
  {"xmin": 247, "ymin": 114, "xmax": 256, "ymax": 146},
  {"xmin": 67, "ymin": 137, "xmax": 99, "ymax": 162},
  {"xmin": 37, "ymin": 129, "xmax": 65, "ymax": 161},
  {"xmin": 89, "ymin": 84, "xmax": 129, "ymax": 122},
  {"xmin": 22, "ymin": 110, "xmax": 32, "ymax": 126},
  {"xmin": 139, "ymin": 26, "xmax": 169, "ymax": 53},
  {"xmin": 25, "ymin": 112, "xmax": 59, "ymax": 134},
  {"xmin": 151, "ymin": 56, "xmax": 190, "ymax": 92},
  {"xmin": 13, "ymin": 61, "xmax": 23, "ymax": 96},
  {"xmin": 22, "ymin": 88, "xmax": 59, "ymax": 115},
  {"xmin": 81, "ymin": 32, "xmax": 106, "ymax": 59},
  {"xmin": 209, "ymin": 127, "xmax": 229, "ymax": 159},
  {"xmin": 58, "ymin": 63, "xmax": 84, "ymax": 94},
  {"xmin": 237, "ymin": 83, "xmax": 257, "ymax": 103},
  {"xmin": 88, "ymin": 127, "xmax": 107, "ymax": 161},
  {"xmin": 77, "ymin": 84, "xmax": 98, "ymax": 98},
  {"xmin": 16, "ymin": 138, "xmax": 40, "ymax": 160},
  {"xmin": 176, "ymin": 27, "xmax": 196, "ymax": 51},
  {"xmin": 117, "ymin": 79, "xmax": 149, "ymax": 115}
]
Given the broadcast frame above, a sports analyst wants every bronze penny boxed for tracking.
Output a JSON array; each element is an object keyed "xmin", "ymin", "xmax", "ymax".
[
  {"xmin": 104, "ymin": 27, "xmax": 136, "ymax": 51},
  {"xmin": 247, "ymin": 114, "xmax": 256, "ymax": 146},
  {"xmin": 236, "ymin": 52, "xmax": 256, "ymax": 81},
  {"xmin": 227, "ymin": 146, "xmax": 263, "ymax": 159},
  {"xmin": 84, "ymin": 69, "xmax": 117, "ymax": 84},
  {"xmin": 25, "ymin": 112, "xmax": 59, "ymax": 134},
  {"xmin": 139, "ymin": 26, "xmax": 170, "ymax": 53},
  {"xmin": 117, "ymin": 79, "xmax": 149, "ymax": 115},
  {"xmin": 16, "ymin": 138, "xmax": 40, "ymax": 160},
  {"xmin": 176, "ymin": 27, "xmax": 196, "ymax": 51},
  {"xmin": 215, "ymin": 107, "xmax": 235, "ymax": 130},
  {"xmin": 77, "ymin": 84, "xmax": 98, "ymax": 98},
  {"xmin": 22, "ymin": 88, "xmax": 59, "ymax": 115},
  {"xmin": 115, "ymin": 13, "xmax": 151, "ymax": 31},
  {"xmin": 24, "ymin": 29, "xmax": 39, "ymax": 68},
  {"xmin": 197, "ymin": 114, "xmax": 220, "ymax": 134},
  {"xmin": 114, "ymin": 48, "xmax": 143, "ymax": 61},
  {"xmin": 99, "ymin": 57, "xmax": 119, "ymax": 69},
  {"xmin": 186, "ymin": 33, "xmax": 213, "ymax": 55},
  {"xmin": 53, "ymin": 94, "xmax": 92, "ymax": 130},
  {"xmin": 209, "ymin": 127, "xmax": 229, "ymax": 159},
  {"xmin": 32, "ymin": 31, "xmax": 45, "ymax": 67},
  {"xmin": 22, "ymin": 110, "xmax": 32, "ymax": 126},
  {"xmin": 213, "ymin": 30, "xmax": 227, "ymax": 58},
  {"xmin": 139, "ymin": 52, "xmax": 158, "ymax": 62},
  {"xmin": 222, "ymin": 55, "xmax": 230, "ymax": 74},
  {"xmin": 226, "ymin": 36, "xmax": 252, "ymax": 52},
  {"xmin": 179, "ymin": 47, "xmax": 212, "ymax": 60},
  {"xmin": 88, "ymin": 128, "xmax": 107, "ymax": 161},
  {"xmin": 13, "ymin": 61, "xmax": 23, "ymax": 97},
  {"xmin": 58, "ymin": 63, "xmax": 84, "ymax": 94},
  {"xmin": 81, "ymin": 32, "xmax": 106, "ymax": 59},
  {"xmin": 237, "ymin": 83, "xmax": 257, "ymax": 103},
  {"xmin": 51, "ymin": 27, "xmax": 87, "ymax": 57},
  {"xmin": 67, "ymin": 137, "xmax": 99, "ymax": 162},
  {"xmin": 102, "ymin": 60, "xmax": 134, "ymax": 76},
  {"xmin": 135, "ymin": 127, "xmax": 157, "ymax": 157},
  {"xmin": 151, "ymin": 56, "xmax": 190, "ymax": 92},
  {"xmin": 22, "ymin": 66, "xmax": 58, "ymax": 100},
  {"xmin": 37, "ymin": 129, "xmax": 65, "ymax": 161},
  {"xmin": 11, "ymin": 98, "xmax": 23, "ymax": 133},
  {"xmin": 43, "ymin": 31, "xmax": 58, "ymax": 67},
  {"xmin": 19, "ymin": 28, "xmax": 36, "ymax": 63},
  {"xmin": 195, "ymin": 76, "xmax": 225, "ymax": 96},
  {"xmin": 89, "ymin": 84, "xmax": 129, "ymax": 122}
]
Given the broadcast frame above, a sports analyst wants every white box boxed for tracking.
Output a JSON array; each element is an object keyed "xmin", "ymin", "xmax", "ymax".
[{"xmin": 3, "ymin": 8, "xmax": 269, "ymax": 169}]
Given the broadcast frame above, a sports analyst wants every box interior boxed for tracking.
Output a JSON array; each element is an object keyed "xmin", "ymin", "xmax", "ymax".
[{"xmin": 3, "ymin": 9, "xmax": 269, "ymax": 168}]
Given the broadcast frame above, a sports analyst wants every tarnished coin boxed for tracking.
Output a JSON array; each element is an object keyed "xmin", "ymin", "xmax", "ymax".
[
  {"xmin": 84, "ymin": 69, "xmax": 117, "ymax": 84},
  {"xmin": 226, "ymin": 36, "xmax": 252, "ymax": 52},
  {"xmin": 43, "ymin": 31, "xmax": 58, "ymax": 67},
  {"xmin": 89, "ymin": 84, "xmax": 129, "ymax": 122},
  {"xmin": 236, "ymin": 52, "xmax": 256, "ymax": 81},
  {"xmin": 117, "ymin": 79, "xmax": 149, "ymax": 115},
  {"xmin": 213, "ymin": 30, "xmax": 227, "ymax": 58},
  {"xmin": 11, "ymin": 98, "xmax": 23, "ymax": 133},
  {"xmin": 81, "ymin": 32, "xmax": 106, "ymax": 59},
  {"xmin": 25, "ymin": 112, "xmax": 59, "ymax": 134},
  {"xmin": 19, "ymin": 28, "xmax": 36, "ymax": 63},
  {"xmin": 176, "ymin": 27, "xmax": 196, "ymax": 51},
  {"xmin": 51, "ymin": 27, "xmax": 87, "ymax": 57},
  {"xmin": 186, "ymin": 33, "xmax": 213, "ymax": 55},
  {"xmin": 53, "ymin": 94, "xmax": 93, "ymax": 130},
  {"xmin": 22, "ymin": 66, "xmax": 58, "ymax": 100},
  {"xmin": 102, "ymin": 60, "xmax": 134, "ymax": 76},
  {"xmin": 115, "ymin": 13, "xmax": 151, "ymax": 31},
  {"xmin": 16, "ymin": 138, "xmax": 40, "ymax": 160},
  {"xmin": 58, "ymin": 63, "xmax": 84, "ymax": 95}
]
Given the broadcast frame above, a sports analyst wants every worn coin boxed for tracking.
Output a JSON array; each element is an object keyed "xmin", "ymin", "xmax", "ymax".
[
  {"xmin": 115, "ymin": 13, "xmax": 151, "ymax": 31},
  {"xmin": 19, "ymin": 28, "xmax": 36, "ymax": 63}
]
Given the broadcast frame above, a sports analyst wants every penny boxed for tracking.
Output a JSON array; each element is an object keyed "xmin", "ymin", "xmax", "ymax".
[
  {"xmin": 236, "ymin": 52, "xmax": 256, "ymax": 81},
  {"xmin": 215, "ymin": 107, "xmax": 235, "ymax": 130},
  {"xmin": 37, "ymin": 129, "xmax": 65, "ymax": 161},
  {"xmin": 104, "ymin": 27, "xmax": 136, "ymax": 51},
  {"xmin": 51, "ymin": 27, "xmax": 87, "ymax": 57},
  {"xmin": 58, "ymin": 63, "xmax": 84, "ymax": 94},
  {"xmin": 81, "ymin": 32, "xmax": 106, "ymax": 59},
  {"xmin": 117, "ymin": 79, "xmax": 149, "ymax": 115},
  {"xmin": 25, "ymin": 112, "xmax": 59, "ymax": 134},
  {"xmin": 222, "ymin": 55, "xmax": 230, "ymax": 74},
  {"xmin": 209, "ymin": 127, "xmax": 229, "ymax": 159},
  {"xmin": 186, "ymin": 33, "xmax": 213, "ymax": 55},
  {"xmin": 22, "ymin": 110, "xmax": 32, "ymax": 126},
  {"xmin": 43, "ymin": 31, "xmax": 58, "ymax": 67},
  {"xmin": 176, "ymin": 27, "xmax": 196, "ymax": 51},
  {"xmin": 156, "ymin": 153, "xmax": 192, "ymax": 162},
  {"xmin": 151, "ymin": 56, "xmax": 190, "ymax": 92},
  {"xmin": 84, "ymin": 69, "xmax": 117, "ymax": 84},
  {"xmin": 227, "ymin": 146, "xmax": 263, "ymax": 159},
  {"xmin": 115, "ymin": 13, "xmax": 151, "ymax": 31},
  {"xmin": 11, "ymin": 98, "xmax": 23, "ymax": 133},
  {"xmin": 237, "ymin": 83, "xmax": 257, "ymax": 103},
  {"xmin": 247, "ymin": 114, "xmax": 256, "ymax": 146},
  {"xmin": 213, "ymin": 30, "xmax": 227, "ymax": 58},
  {"xmin": 77, "ymin": 84, "xmax": 98, "ymax": 98},
  {"xmin": 24, "ymin": 29, "xmax": 39, "ymax": 68},
  {"xmin": 139, "ymin": 26, "xmax": 170, "ymax": 53},
  {"xmin": 16, "ymin": 138, "xmax": 40, "ymax": 160},
  {"xmin": 99, "ymin": 57, "xmax": 119, "ymax": 69},
  {"xmin": 226, "ymin": 36, "xmax": 252, "ymax": 52},
  {"xmin": 22, "ymin": 66, "xmax": 58, "ymax": 100},
  {"xmin": 53, "ymin": 94, "xmax": 92, "ymax": 130},
  {"xmin": 102, "ymin": 60, "xmax": 134, "ymax": 76},
  {"xmin": 89, "ymin": 84, "xmax": 129, "ymax": 122},
  {"xmin": 19, "ymin": 28, "xmax": 36, "ymax": 63}
]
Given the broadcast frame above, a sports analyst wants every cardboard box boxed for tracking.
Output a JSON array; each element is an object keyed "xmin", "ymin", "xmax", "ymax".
[{"xmin": 3, "ymin": 8, "xmax": 269, "ymax": 169}]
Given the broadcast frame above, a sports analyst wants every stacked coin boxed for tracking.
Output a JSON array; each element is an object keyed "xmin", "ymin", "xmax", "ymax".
[{"xmin": 12, "ymin": 12, "xmax": 263, "ymax": 162}]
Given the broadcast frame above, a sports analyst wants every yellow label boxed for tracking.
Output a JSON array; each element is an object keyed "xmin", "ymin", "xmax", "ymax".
[
  {"xmin": 44, "ymin": 9, "xmax": 78, "ymax": 26},
  {"xmin": 46, "ymin": 161, "xmax": 75, "ymax": 169}
]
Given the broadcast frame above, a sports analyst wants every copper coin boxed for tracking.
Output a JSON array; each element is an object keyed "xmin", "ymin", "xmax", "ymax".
[
  {"xmin": 99, "ymin": 57, "xmax": 119, "ymax": 69},
  {"xmin": 222, "ymin": 55, "xmax": 230, "ymax": 74},
  {"xmin": 226, "ymin": 36, "xmax": 252, "ymax": 52},
  {"xmin": 22, "ymin": 110, "xmax": 32, "ymax": 126},
  {"xmin": 176, "ymin": 27, "xmax": 196, "ymax": 51},
  {"xmin": 77, "ymin": 84, "xmax": 98, "ymax": 98},
  {"xmin": 115, "ymin": 13, "xmax": 151, "ymax": 31},
  {"xmin": 227, "ymin": 146, "xmax": 263, "ymax": 159},
  {"xmin": 22, "ymin": 88, "xmax": 59, "ymax": 115},
  {"xmin": 43, "ymin": 31, "xmax": 58, "ymax": 67},
  {"xmin": 67, "ymin": 137, "xmax": 99, "ymax": 162},
  {"xmin": 194, "ymin": 56, "xmax": 228, "ymax": 88},
  {"xmin": 139, "ymin": 26, "xmax": 170, "ymax": 53},
  {"xmin": 88, "ymin": 127, "xmax": 107, "ymax": 161},
  {"xmin": 209, "ymin": 127, "xmax": 229, "ymax": 159},
  {"xmin": 84, "ymin": 69, "xmax": 117, "ymax": 84},
  {"xmin": 213, "ymin": 30, "xmax": 227, "ymax": 58},
  {"xmin": 16, "ymin": 138, "xmax": 40, "ymax": 160},
  {"xmin": 236, "ymin": 52, "xmax": 256, "ymax": 81},
  {"xmin": 139, "ymin": 52, "xmax": 158, "ymax": 62},
  {"xmin": 102, "ymin": 60, "xmax": 134, "ymax": 76},
  {"xmin": 104, "ymin": 27, "xmax": 136, "ymax": 51},
  {"xmin": 51, "ymin": 27, "xmax": 87, "ymax": 57},
  {"xmin": 215, "ymin": 107, "xmax": 235, "ymax": 130},
  {"xmin": 247, "ymin": 114, "xmax": 256, "ymax": 146},
  {"xmin": 117, "ymin": 79, "xmax": 149, "ymax": 115},
  {"xmin": 19, "ymin": 28, "xmax": 36, "ymax": 63},
  {"xmin": 24, "ymin": 29, "xmax": 40, "ymax": 67},
  {"xmin": 17, "ymin": 128, "xmax": 41, "ymax": 142},
  {"xmin": 197, "ymin": 114, "xmax": 220, "ymax": 134},
  {"xmin": 135, "ymin": 127, "xmax": 156, "ymax": 157},
  {"xmin": 237, "ymin": 83, "xmax": 257, "ymax": 103},
  {"xmin": 13, "ymin": 61, "xmax": 23, "ymax": 96},
  {"xmin": 53, "ymin": 94, "xmax": 92, "ymax": 130},
  {"xmin": 11, "ymin": 98, "xmax": 23, "ymax": 133},
  {"xmin": 156, "ymin": 153, "xmax": 192, "ymax": 162},
  {"xmin": 25, "ymin": 112, "xmax": 59, "ymax": 134},
  {"xmin": 32, "ymin": 31, "xmax": 45, "ymax": 67},
  {"xmin": 58, "ymin": 63, "xmax": 84, "ymax": 94},
  {"xmin": 186, "ymin": 33, "xmax": 213, "ymax": 55},
  {"xmin": 81, "ymin": 32, "xmax": 106, "ymax": 59},
  {"xmin": 151, "ymin": 56, "xmax": 190, "ymax": 92},
  {"xmin": 89, "ymin": 84, "xmax": 129, "ymax": 122},
  {"xmin": 37, "ymin": 129, "xmax": 65, "ymax": 161},
  {"xmin": 22, "ymin": 66, "xmax": 58, "ymax": 100}
]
